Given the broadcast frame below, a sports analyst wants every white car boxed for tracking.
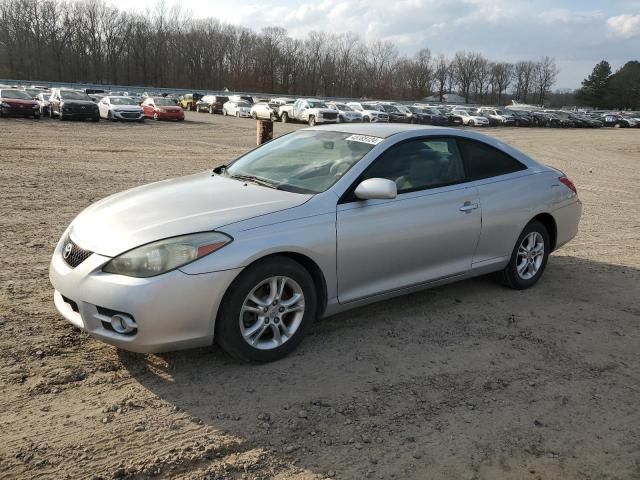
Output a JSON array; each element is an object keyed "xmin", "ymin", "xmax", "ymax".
[
  {"xmin": 327, "ymin": 102, "xmax": 363, "ymax": 123},
  {"xmin": 452, "ymin": 109, "xmax": 490, "ymax": 127},
  {"xmin": 223, "ymin": 100, "xmax": 251, "ymax": 118},
  {"xmin": 477, "ymin": 107, "xmax": 515, "ymax": 125},
  {"xmin": 250, "ymin": 102, "xmax": 280, "ymax": 121},
  {"xmin": 35, "ymin": 92, "xmax": 51, "ymax": 116},
  {"xmin": 98, "ymin": 96, "xmax": 144, "ymax": 122},
  {"xmin": 346, "ymin": 102, "xmax": 389, "ymax": 123}
]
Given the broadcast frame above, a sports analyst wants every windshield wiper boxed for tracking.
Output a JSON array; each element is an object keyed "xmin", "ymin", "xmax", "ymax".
[{"xmin": 229, "ymin": 173, "xmax": 278, "ymax": 189}]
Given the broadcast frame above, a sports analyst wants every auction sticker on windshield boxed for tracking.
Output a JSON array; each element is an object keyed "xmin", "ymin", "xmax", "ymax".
[{"xmin": 345, "ymin": 134, "xmax": 384, "ymax": 145}]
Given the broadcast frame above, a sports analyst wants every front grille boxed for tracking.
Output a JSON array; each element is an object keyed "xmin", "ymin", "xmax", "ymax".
[
  {"xmin": 120, "ymin": 112, "xmax": 140, "ymax": 119},
  {"xmin": 62, "ymin": 238, "xmax": 93, "ymax": 268},
  {"xmin": 322, "ymin": 112, "xmax": 338, "ymax": 120}
]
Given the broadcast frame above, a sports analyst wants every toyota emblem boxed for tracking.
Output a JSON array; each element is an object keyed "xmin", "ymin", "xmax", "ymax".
[{"xmin": 63, "ymin": 243, "xmax": 73, "ymax": 260}]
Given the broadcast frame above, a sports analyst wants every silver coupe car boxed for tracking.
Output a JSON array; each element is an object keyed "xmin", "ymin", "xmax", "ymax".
[{"xmin": 50, "ymin": 124, "xmax": 582, "ymax": 362}]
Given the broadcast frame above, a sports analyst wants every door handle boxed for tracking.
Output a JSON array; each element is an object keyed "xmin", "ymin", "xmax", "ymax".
[{"xmin": 459, "ymin": 202, "xmax": 479, "ymax": 212}]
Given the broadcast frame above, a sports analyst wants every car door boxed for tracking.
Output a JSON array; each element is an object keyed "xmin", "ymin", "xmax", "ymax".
[
  {"xmin": 99, "ymin": 98, "xmax": 108, "ymax": 117},
  {"xmin": 336, "ymin": 137, "xmax": 482, "ymax": 303}
]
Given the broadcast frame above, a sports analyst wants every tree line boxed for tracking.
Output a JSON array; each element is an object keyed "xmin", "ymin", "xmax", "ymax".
[
  {"xmin": 1, "ymin": 0, "xmax": 561, "ymax": 104},
  {"xmin": 576, "ymin": 60, "xmax": 640, "ymax": 110}
]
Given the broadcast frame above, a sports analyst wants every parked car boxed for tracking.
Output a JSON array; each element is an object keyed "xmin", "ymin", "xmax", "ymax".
[
  {"xmin": 178, "ymin": 93, "xmax": 203, "ymax": 111},
  {"xmin": 326, "ymin": 102, "xmax": 363, "ymax": 123},
  {"xmin": 49, "ymin": 124, "xmax": 581, "ymax": 362},
  {"xmin": 196, "ymin": 95, "xmax": 228, "ymax": 114},
  {"xmin": 601, "ymin": 113, "xmax": 636, "ymax": 128},
  {"xmin": 270, "ymin": 97, "xmax": 295, "ymax": 106},
  {"xmin": 141, "ymin": 97, "xmax": 185, "ymax": 121},
  {"xmin": 0, "ymin": 88, "xmax": 40, "ymax": 118},
  {"xmin": 477, "ymin": 112, "xmax": 501, "ymax": 127},
  {"xmin": 404, "ymin": 105, "xmax": 432, "ymax": 124},
  {"xmin": 374, "ymin": 103, "xmax": 411, "ymax": 123},
  {"xmin": 346, "ymin": 102, "xmax": 389, "ymax": 123},
  {"xmin": 98, "ymin": 96, "xmax": 144, "ymax": 122},
  {"xmin": 476, "ymin": 108, "xmax": 515, "ymax": 126},
  {"xmin": 509, "ymin": 110, "xmax": 532, "ymax": 127},
  {"xmin": 35, "ymin": 92, "xmax": 50, "ymax": 116},
  {"xmin": 452, "ymin": 109, "xmax": 489, "ymax": 127},
  {"xmin": 223, "ymin": 100, "xmax": 252, "ymax": 118},
  {"xmin": 413, "ymin": 106, "xmax": 450, "ymax": 126},
  {"xmin": 49, "ymin": 89, "xmax": 99, "ymax": 121},
  {"xmin": 279, "ymin": 98, "xmax": 338, "ymax": 125},
  {"xmin": 229, "ymin": 95, "xmax": 254, "ymax": 105},
  {"xmin": 250, "ymin": 102, "xmax": 280, "ymax": 121}
]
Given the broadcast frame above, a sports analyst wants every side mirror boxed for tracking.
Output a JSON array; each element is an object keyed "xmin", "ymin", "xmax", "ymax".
[{"xmin": 354, "ymin": 178, "xmax": 397, "ymax": 200}]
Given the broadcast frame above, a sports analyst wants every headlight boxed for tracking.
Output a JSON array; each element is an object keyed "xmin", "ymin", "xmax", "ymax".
[{"xmin": 103, "ymin": 232, "xmax": 232, "ymax": 278}]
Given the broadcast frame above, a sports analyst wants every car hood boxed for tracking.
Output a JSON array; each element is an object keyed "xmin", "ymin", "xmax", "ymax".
[
  {"xmin": 62, "ymin": 100, "xmax": 96, "ymax": 106},
  {"xmin": 112, "ymin": 105, "xmax": 142, "ymax": 111},
  {"xmin": 70, "ymin": 171, "xmax": 312, "ymax": 257},
  {"xmin": 2, "ymin": 98, "xmax": 37, "ymax": 106},
  {"xmin": 157, "ymin": 105, "xmax": 182, "ymax": 111}
]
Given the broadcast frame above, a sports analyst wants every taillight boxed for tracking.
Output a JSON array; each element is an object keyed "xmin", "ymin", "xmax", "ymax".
[{"xmin": 559, "ymin": 176, "xmax": 577, "ymax": 194}]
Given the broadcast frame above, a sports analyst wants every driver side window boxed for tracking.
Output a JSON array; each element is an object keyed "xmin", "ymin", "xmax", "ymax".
[{"xmin": 364, "ymin": 138, "xmax": 466, "ymax": 194}]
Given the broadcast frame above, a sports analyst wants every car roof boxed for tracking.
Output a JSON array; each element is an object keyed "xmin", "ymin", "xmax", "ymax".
[{"xmin": 306, "ymin": 123, "xmax": 464, "ymax": 138}]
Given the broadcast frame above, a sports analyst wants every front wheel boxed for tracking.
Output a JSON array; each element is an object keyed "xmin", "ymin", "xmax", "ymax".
[
  {"xmin": 216, "ymin": 256, "xmax": 317, "ymax": 362},
  {"xmin": 281, "ymin": 112, "xmax": 288, "ymax": 123},
  {"xmin": 153, "ymin": 112, "xmax": 159, "ymax": 121},
  {"xmin": 308, "ymin": 115, "xmax": 315, "ymax": 126},
  {"xmin": 496, "ymin": 220, "xmax": 550, "ymax": 290},
  {"xmin": 468, "ymin": 120, "xmax": 475, "ymax": 127}
]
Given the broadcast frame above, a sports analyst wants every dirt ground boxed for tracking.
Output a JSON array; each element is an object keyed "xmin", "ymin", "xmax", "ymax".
[{"xmin": 1, "ymin": 112, "xmax": 639, "ymax": 480}]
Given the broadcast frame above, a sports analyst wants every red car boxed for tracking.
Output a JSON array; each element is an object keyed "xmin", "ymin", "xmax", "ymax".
[
  {"xmin": 141, "ymin": 97, "xmax": 184, "ymax": 121},
  {"xmin": 0, "ymin": 88, "xmax": 41, "ymax": 119}
]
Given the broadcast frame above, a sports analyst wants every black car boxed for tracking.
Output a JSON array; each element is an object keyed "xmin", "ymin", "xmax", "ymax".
[
  {"xmin": 477, "ymin": 112, "xmax": 500, "ymax": 127},
  {"xmin": 508, "ymin": 110, "xmax": 532, "ymax": 127},
  {"xmin": 49, "ymin": 90, "xmax": 100, "ymax": 121},
  {"xmin": 404, "ymin": 106, "xmax": 432, "ymax": 124},
  {"xmin": 415, "ymin": 107, "xmax": 449, "ymax": 126},
  {"xmin": 374, "ymin": 103, "xmax": 411, "ymax": 123}
]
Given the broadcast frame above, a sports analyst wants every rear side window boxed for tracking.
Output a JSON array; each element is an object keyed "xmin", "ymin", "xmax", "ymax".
[{"xmin": 458, "ymin": 139, "xmax": 526, "ymax": 181}]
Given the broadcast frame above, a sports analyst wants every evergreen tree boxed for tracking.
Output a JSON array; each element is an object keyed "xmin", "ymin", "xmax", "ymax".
[
  {"xmin": 575, "ymin": 60, "xmax": 611, "ymax": 108},
  {"xmin": 607, "ymin": 61, "xmax": 640, "ymax": 110}
]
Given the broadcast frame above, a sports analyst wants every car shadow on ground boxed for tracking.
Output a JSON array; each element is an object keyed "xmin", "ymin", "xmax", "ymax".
[{"xmin": 118, "ymin": 255, "xmax": 640, "ymax": 477}]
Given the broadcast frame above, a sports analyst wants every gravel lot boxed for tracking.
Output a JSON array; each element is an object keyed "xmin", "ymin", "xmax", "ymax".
[{"xmin": 1, "ymin": 112, "xmax": 639, "ymax": 480}]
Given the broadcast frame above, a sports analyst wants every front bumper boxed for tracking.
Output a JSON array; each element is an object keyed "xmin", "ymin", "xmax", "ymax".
[
  {"xmin": 1, "ymin": 105, "xmax": 39, "ymax": 116},
  {"xmin": 113, "ymin": 110, "xmax": 144, "ymax": 121},
  {"xmin": 49, "ymin": 238, "xmax": 242, "ymax": 353},
  {"xmin": 63, "ymin": 110, "xmax": 98, "ymax": 119}
]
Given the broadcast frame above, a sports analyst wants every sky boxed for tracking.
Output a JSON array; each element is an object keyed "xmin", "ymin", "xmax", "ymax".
[{"xmin": 108, "ymin": 0, "xmax": 640, "ymax": 89}]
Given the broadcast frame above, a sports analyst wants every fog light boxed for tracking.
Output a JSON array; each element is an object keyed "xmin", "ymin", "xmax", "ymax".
[{"xmin": 111, "ymin": 313, "xmax": 137, "ymax": 334}]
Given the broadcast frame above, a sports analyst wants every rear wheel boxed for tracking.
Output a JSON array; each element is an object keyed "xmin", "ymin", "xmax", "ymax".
[
  {"xmin": 363, "ymin": 116, "xmax": 370, "ymax": 123},
  {"xmin": 468, "ymin": 120, "xmax": 475, "ymax": 127},
  {"xmin": 496, "ymin": 220, "xmax": 550, "ymax": 290},
  {"xmin": 153, "ymin": 112, "xmax": 159, "ymax": 121},
  {"xmin": 236, "ymin": 111, "xmax": 239, "ymax": 118},
  {"xmin": 216, "ymin": 256, "xmax": 317, "ymax": 362},
  {"xmin": 281, "ymin": 112, "xmax": 289, "ymax": 123},
  {"xmin": 308, "ymin": 115, "xmax": 316, "ymax": 126},
  {"xmin": 251, "ymin": 112, "xmax": 257, "ymax": 119}
]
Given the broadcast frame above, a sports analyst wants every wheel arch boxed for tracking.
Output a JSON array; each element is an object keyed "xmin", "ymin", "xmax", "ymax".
[
  {"xmin": 530, "ymin": 212, "xmax": 557, "ymax": 252},
  {"xmin": 214, "ymin": 251, "xmax": 329, "ymax": 336}
]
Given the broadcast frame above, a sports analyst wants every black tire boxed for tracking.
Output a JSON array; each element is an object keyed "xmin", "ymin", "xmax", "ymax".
[
  {"xmin": 59, "ymin": 111, "xmax": 65, "ymax": 121},
  {"xmin": 308, "ymin": 115, "xmax": 315, "ymax": 126},
  {"xmin": 251, "ymin": 112, "xmax": 257, "ymax": 119},
  {"xmin": 216, "ymin": 256, "xmax": 317, "ymax": 362},
  {"xmin": 363, "ymin": 116, "xmax": 370, "ymax": 123},
  {"xmin": 495, "ymin": 220, "xmax": 550, "ymax": 290},
  {"xmin": 468, "ymin": 120, "xmax": 474, "ymax": 127},
  {"xmin": 281, "ymin": 112, "xmax": 288, "ymax": 123},
  {"xmin": 92, "ymin": 116, "xmax": 99, "ymax": 122},
  {"xmin": 34, "ymin": 114, "xmax": 40, "ymax": 119}
]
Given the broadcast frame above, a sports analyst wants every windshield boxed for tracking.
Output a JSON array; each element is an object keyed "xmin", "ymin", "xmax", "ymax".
[
  {"xmin": 395, "ymin": 105, "xmax": 410, "ymax": 113},
  {"xmin": 362, "ymin": 103, "xmax": 377, "ymax": 110},
  {"xmin": 155, "ymin": 98, "xmax": 177, "ymax": 106},
  {"xmin": 61, "ymin": 91, "xmax": 91, "ymax": 101},
  {"xmin": 110, "ymin": 97, "xmax": 136, "ymax": 105},
  {"xmin": 237, "ymin": 101, "xmax": 251, "ymax": 107},
  {"xmin": 226, "ymin": 131, "xmax": 378, "ymax": 194},
  {"xmin": 25, "ymin": 89, "xmax": 41, "ymax": 97},
  {"xmin": 378, "ymin": 104, "xmax": 400, "ymax": 113},
  {"xmin": 307, "ymin": 101, "xmax": 327, "ymax": 108},
  {"xmin": 335, "ymin": 103, "xmax": 353, "ymax": 111},
  {"xmin": 1, "ymin": 90, "xmax": 32, "ymax": 99}
]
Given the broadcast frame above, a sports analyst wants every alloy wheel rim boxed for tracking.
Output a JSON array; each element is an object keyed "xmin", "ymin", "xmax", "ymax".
[
  {"xmin": 239, "ymin": 276, "xmax": 305, "ymax": 350},
  {"xmin": 516, "ymin": 232, "xmax": 545, "ymax": 280}
]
